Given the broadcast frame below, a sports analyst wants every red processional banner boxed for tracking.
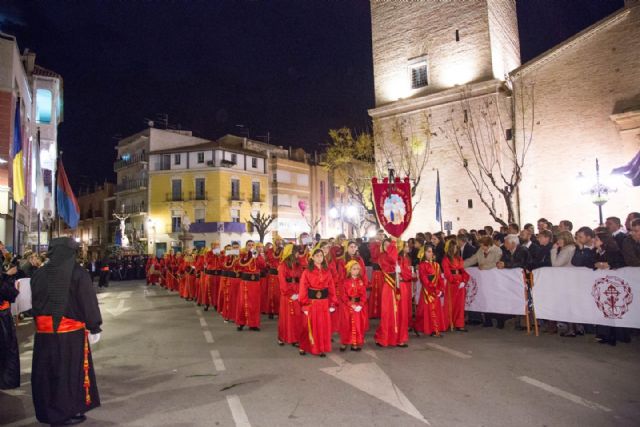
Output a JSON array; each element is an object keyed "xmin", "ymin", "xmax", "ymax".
[{"xmin": 371, "ymin": 177, "xmax": 412, "ymax": 238}]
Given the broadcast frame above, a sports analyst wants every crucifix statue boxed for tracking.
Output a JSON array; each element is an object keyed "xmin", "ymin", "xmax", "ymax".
[{"xmin": 113, "ymin": 204, "xmax": 131, "ymax": 248}]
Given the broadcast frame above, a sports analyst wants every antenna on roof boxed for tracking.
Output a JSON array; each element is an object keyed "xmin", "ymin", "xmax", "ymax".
[
  {"xmin": 156, "ymin": 113, "xmax": 169, "ymax": 129},
  {"xmin": 235, "ymin": 124, "xmax": 250, "ymax": 138},
  {"xmin": 256, "ymin": 131, "xmax": 271, "ymax": 144}
]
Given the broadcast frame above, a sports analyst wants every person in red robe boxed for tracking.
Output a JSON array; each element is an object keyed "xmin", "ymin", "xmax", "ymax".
[
  {"xmin": 442, "ymin": 239, "xmax": 470, "ymax": 332},
  {"xmin": 339, "ymin": 260, "xmax": 368, "ymax": 351},
  {"xmin": 277, "ymin": 244, "xmax": 301, "ymax": 346},
  {"xmin": 397, "ymin": 242, "xmax": 414, "ymax": 343},
  {"xmin": 147, "ymin": 257, "xmax": 161, "ymax": 286},
  {"xmin": 374, "ymin": 239, "xmax": 410, "ymax": 347},
  {"xmin": 298, "ymin": 248, "xmax": 337, "ymax": 357},
  {"xmin": 193, "ymin": 252, "xmax": 205, "ymax": 303},
  {"xmin": 264, "ymin": 242, "xmax": 282, "ymax": 318},
  {"xmin": 217, "ymin": 245, "xmax": 232, "ymax": 316},
  {"xmin": 201, "ymin": 246, "xmax": 218, "ymax": 311},
  {"xmin": 236, "ymin": 241, "xmax": 266, "ymax": 331},
  {"xmin": 414, "ymin": 245, "xmax": 446, "ymax": 337},
  {"xmin": 222, "ymin": 243, "xmax": 241, "ymax": 322},
  {"xmin": 368, "ymin": 229, "xmax": 386, "ymax": 318},
  {"xmin": 321, "ymin": 241, "xmax": 342, "ymax": 334}
]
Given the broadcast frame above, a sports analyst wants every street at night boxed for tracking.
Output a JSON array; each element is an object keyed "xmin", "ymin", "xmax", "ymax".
[{"xmin": 2, "ymin": 280, "xmax": 640, "ymax": 427}]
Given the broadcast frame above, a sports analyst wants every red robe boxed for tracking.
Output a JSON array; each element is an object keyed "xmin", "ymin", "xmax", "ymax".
[
  {"xmin": 414, "ymin": 261, "xmax": 446, "ymax": 335},
  {"xmin": 193, "ymin": 255, "xmax": 204, "ymax": 302},
  {"xmin": 442, "ymin": 256, "xmax": 470, "ymax": 329},
  {"xmin": 374, "ymin": 242, "xmax": 410, "ymax": 346},
  {"xmin": 200, "ymin": 252, "xmax": 217, "ymax": 308},
  {"xmin": 339, "ymin": 277, "xmax": 368, "ymax": 346},
  {"xmin": 221, "ymin": 256, "xmax": 240, "ymax": 321},
  {"xmin": 326, "ymin": 255, "xmax": 341, "ymax": 333},
  {"xmin": 147, "ymin": 259, "xmax": 161, "ymax": 285},
  {"xmin": 368, "ymin": 241, "xmax": 383, "ymax": 318},
  {"xmin": 217, "ymin": 255, "xmax": 231, "ymax": 316},
  {"xmin": 298, "ymin": 267, "xmax": 337, "ymax": 355},
  {"xmin": 264, "ymin": 249, "xmax": 281, "ymax": 315},
  {"xmin": 236, "ymin": 254, "xmax": 266, "ymax": 328},
  {"xmin": 277, "ymin": 260, "xmax": 302, "ymax": 343}
]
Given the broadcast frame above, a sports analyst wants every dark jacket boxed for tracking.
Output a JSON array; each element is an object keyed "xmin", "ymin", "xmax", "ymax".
[
  {"xmin": 529, "ymin": 242, "xmax": 552, "ymax": 269},
  {"xmin": 595, "ymin": 248, "xmax": 626, "ymax": 270},
  {"xmin": 571, "ymin": 247, "xmax": 596, "ymax": 269},
  {"xmin": 501, "ymin": 245, "xmax": 531, "ymax": 269},
  {"xmin": 461, "ymin": 243, "xmax": 477, "ymax": 261},
  {"xmin": 621, "ymin": 236, "xmax": 640, "ymax": 267}
]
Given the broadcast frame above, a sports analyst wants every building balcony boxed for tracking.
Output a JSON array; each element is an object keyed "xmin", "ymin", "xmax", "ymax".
[
  {"xmin": 115, "ymin": 178, "xmax": 148, "ymax": 194},
  {"xmin": 114, "ymin": 152, "xmax": 148, "ymax": 172},
  {"xmin": 116, "ymin": 204, "xmax": 147, "ymax": 216},
  {"xmin": 188, "ymin": 191, "xmax": 208, "ymax": 201},
  {"xmin": 166, "ymin": 192, "xmax": 184, "ymax": 202}
]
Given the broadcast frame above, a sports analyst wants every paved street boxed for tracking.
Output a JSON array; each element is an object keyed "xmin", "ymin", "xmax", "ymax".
[{"xmin": 2, "ymin": 280, "xmax": 639, "ymax": 427}]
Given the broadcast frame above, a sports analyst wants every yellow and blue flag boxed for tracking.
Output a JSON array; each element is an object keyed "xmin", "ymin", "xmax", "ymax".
[{"xmin": 12, "ymin": 100, "xmax": 25, "ymax": 203}]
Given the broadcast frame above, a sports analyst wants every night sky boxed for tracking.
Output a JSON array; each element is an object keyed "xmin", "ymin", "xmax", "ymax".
[{"xmin": 0, "ymin": 0, "xmax": 624, "ymax": 190}]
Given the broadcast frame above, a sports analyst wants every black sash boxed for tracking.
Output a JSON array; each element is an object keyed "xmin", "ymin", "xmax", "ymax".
[
  {"xmin": 241, "ymin": 273, "xmax": 260, "ymax": 282},
  {"xmin": 307, "ymin": 288, "xmax": 328, "ymax": 299}
]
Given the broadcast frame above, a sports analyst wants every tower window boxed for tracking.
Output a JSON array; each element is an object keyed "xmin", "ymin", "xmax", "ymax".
[
  {"xmin": 455, "ymin": 29, "xmax": 460, "ymax": 42},
  {"xmin": 467, "ymin": 199, "xmax": 473, "ymax": 209},
  {"xmin": 505, "ymin": 128, "xmax": 513, "ymax": 141},
  {"xmin": 408, "ymin": 56, "xmax": 429, "ymax": 89}
]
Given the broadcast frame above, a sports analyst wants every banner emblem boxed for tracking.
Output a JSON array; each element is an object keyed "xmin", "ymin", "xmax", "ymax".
[
  {"xmin": 591, "ymin": 276, "xmax": 633, "ymax": 319},
  {"xmin": 465, "ymin": 277, "xmax": 478, "ymax": 306},
  {"xmin": 371, "ymin": 177, "xmax": 412, "ymax": 238}
]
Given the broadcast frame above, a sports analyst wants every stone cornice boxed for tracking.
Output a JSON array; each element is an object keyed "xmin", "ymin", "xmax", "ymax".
[{"xmin": 368, "ymin": 79, "xmax": 507, "ymax": 119}]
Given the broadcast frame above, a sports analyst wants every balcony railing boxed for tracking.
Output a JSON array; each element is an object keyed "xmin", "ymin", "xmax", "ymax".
[
  {"xmin": 166, "ymin": 192, "xmax": 184, "ymax": 202},
  {"xmin": 116, "ymin": 204, "xmax": 147, "ymax": 215},
  {"xmin": 188, "ymin": 191, "xmax": 208, "ymax": 201},
  {"xmin": 116, "ymin": 178, "xmax": 148, "ymax": 193},
  {"xmin": 251, "ymin": 195, "xmax": 264, "ymax": 203},
  {"xmin": 114, "ymin": 152, "xmax": 147, "ymax": 171}
]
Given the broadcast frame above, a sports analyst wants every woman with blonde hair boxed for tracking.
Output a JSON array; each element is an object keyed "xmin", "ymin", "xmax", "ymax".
[
  {"xmin": 442, "ymin": 239, "xmax": 470, "ymax": 332},
  {"xmin": 550, "ymin": 231, "xmax": 576, "ymax": 267},
  {"xmin": 277, "ymin": 244, "xmax": 302, "ymax": 346}
]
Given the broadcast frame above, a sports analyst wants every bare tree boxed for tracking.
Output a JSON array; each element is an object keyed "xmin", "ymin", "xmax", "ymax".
[
  {"xmin": 440, "ymin": 78, "xmax": 535, "ymax": 226},
  {"xmin": 373, "ymin": 111, "xmax": 433, "ymax": 208},
  {"xmin": 247, "ymin": 212, "xmax": 276, "ymax": 243}
]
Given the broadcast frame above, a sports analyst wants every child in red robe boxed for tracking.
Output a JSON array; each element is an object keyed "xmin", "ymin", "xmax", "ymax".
[
  {"xmin": 339, "ymin": 260, "xmax": 368, "ymax": 351},
  {"xmin": 414, "ymin": 245, "xmax": 446, "ymax": 337}
]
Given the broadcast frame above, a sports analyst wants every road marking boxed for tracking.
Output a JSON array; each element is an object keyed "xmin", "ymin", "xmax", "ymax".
[
  {"xmin": 363, "ymin": 349, "xmax": 378, "ymax": 360},
  {"xmin": 97, "ymin": 293, "xmax": 110, "ymax": 300},
  {"xmin": 117, "ymin": 291, "xmax": 133, "ymax": 299},
  {"xmin": 426, "ymin": 343, "xmax": 472, "ymax": 359},
  {"xmin": 200, "ymin": 317, "xmax": 208, "ymax": 327},
  {"xmin": 203, "ymin": 330, "xmax": 215, "ymax": 343},
  {"xmin": 321, "ymin": 358, "xmax": 429, "ymax": 424},
  {"xmin": 144, "ymin": 289, "xmax": 156, "ymax": 297},
  {"xmin": 226, "ymin": 394, "xmax": 252, "ymax": 427},
  {"xmin": 518, "ymin": 376, "xmax": 612, "ymax": 412},
  {"xmin": 196, "ymin": 309, "xmax": 203, "ymax": 317},
  {"xmin": 105, "ymin": 299, "xmax": 131, "ymax": 317},
  {"xmin": 210, "ymin": 350, "xmax": 226, "ymax": 371},
  {"xmin": 2, "ymin": 416, "xmax": 38, "ymax": 427}
]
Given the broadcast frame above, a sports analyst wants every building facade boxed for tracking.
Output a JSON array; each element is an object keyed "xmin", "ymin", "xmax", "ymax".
[
  {"xmin": 0, "ymin": 33, "xmax": 62, "ymax": 253},
  {"xmin": 114, "ymin": 127, "xmax": 209, "ymax": 253},
  {"xmin": 368, "ymin": 0, "xmax": 638, "ymax": 233},
  {"xmin": 369, "ymin": 0, "xmax": 520, "ymax": 233},
  {"xmin": 148, "ymin": 139, "xmax": 270, "ymax": 255},
  {"xmin": 67, "ymin": 182, "xmax": 115, "ymax": 260}
]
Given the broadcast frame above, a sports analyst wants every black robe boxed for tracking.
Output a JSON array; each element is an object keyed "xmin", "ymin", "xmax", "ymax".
[
  {"xmin": 31, "ymin": 264, "xmax": 103, "ymax": 424},
  {"xmin": 0, "ymin": 275, "xmax": 20, "ymax": 389}
]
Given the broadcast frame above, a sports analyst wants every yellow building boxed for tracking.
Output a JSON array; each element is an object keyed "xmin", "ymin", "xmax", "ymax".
[{"xmin": 148, "ymin": 140, "xmax": 269, "ymax": 255}]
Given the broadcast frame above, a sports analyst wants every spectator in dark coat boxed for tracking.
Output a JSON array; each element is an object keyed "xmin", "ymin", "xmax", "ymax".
[
  {"xmin": 621, "ymin": 219, "xmax": 640, "ymax": 267},
  {"xmin": 571, "ymin": 226, "xmax": 596, "ymax": 269}
]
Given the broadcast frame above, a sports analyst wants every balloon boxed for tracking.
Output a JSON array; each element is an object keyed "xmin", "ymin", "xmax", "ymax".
[{"xmin": 298, "ymin": 200, "xmax": 307, "ymax": 214}]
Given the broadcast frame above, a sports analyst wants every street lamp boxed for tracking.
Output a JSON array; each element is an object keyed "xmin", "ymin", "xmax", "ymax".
[
  {"xmin": 328, "ymin": 203, "xmax": 360, "ymax": 237},
  {"xmin": 577, "ymin": 158, "xmax": 617, "ymax": 225}
]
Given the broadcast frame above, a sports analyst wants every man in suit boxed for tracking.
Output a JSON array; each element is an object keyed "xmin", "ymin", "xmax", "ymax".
[
  {"xmin": 622, "ymin": 219, "xmax": 640, "ymax": 267},
  {"xmin": 529, "ymin": 230, "xmax": 553, "ymax": 270},
  {"xmin": 605, "ymin": 216, "xmax": 626, "ymax": 249},
  {"xmin": 457, "ymin": 234, "xmax": 477, "ymax": 260},
  {"xmin": 571, "ymin": 226, "xmax": 596, "ymax": 268},
  {"xmin": 497, "ymin": 234, "xmax": 531, "ymax": 270}
]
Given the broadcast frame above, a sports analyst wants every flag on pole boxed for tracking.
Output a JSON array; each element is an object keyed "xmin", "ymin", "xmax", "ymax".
[
  {"xmin": 435, "ymin": 170, "xmax": 442, "ymax": 223},
  {"xmin": 56, "ymin": 158, "xmax": 80, "ymax": 228},
  {"xmin": 11, "ymin": 100, "xmax": 26, "ymax": 203},
  {"xmin": 612, "ymin": 150, "xmax": 640, "ymax": 187},
  {"xmin": 34, "ymin": 132, "xmax": 45, "ymax": 213}
]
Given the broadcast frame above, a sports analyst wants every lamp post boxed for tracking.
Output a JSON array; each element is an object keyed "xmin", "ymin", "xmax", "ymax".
[
  {"xmin": 578, "ymin": 158, "xmax": 617, "ymax": 225},
  {"xmin": 329, "ymin": 203, "xmax": 360, "ymax": 237}
]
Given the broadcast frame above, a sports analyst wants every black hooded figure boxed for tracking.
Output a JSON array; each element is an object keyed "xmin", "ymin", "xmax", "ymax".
[
  {"xmin": 0, "ymin": 264, "xmax": 20, "ymax": 389},
  {"xmin": 31, "ymin": 237, "xmax": 102, "ymax": 425}
]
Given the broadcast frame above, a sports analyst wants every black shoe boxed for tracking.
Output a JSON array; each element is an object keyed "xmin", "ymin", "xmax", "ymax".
[
  {"xmin": 268, "ymin": 314, "xmax": 274, "ymax": 319},
  {"xmin": 237, "ymin": 325, "xmax": 244, "ymax": 331},
  {"xmin": 299, "ymin": 350, "xmax": 306, "ymax": 356},
  {"xmin": 413, "ymin": 329, "xmax": 420, "ymax": 337},
  {"xmin": 397, "ymin": 343, "xmax": 408, "ymax": 348},
  {"xmin": 339, "ymin": 346, "xmax": 346, "ymax": 352},
  {"xmin": 319, "ymin": 353, "xmax": 326, "ymax": 358},
  {"xmin": 456, "ymin": 328, "xmax": 468, "ymax": 332},
  {"xmin": 496, "ymin": 320, "xmax": 505, "ymax": 329},
  {"xmin": 375, "ymin": 342, "xmax": 383, "ymax": 347},
  {"xmin": 204, "ymin": 305, "xmax": 209, "ymax": 311},
  {"xmin": 278, "ymin": 340, "xmax": 285, "ymax": 346},
  {"xmin": 292, "ymin": 342, "xmax": 299, "ymax": 347},
  {"xmin": 249, "ymin": 327, "xmax": 260, "ymax": 331}
]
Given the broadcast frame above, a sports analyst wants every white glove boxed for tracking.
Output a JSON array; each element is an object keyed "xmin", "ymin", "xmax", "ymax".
[
  {"xmin": 459, "ymin": 282, "xmax": 465, "ymax": 289},
  {"xmin": 437, "ymin": 291, "xmax": 443, "ymax": 297},
  {"xmin": 291, "ymin": 293, "xmax": 299, "ymax": 301},
  {"xmin": 303, "ymin": 310, "xmax": 309, "ymax": 316},
  {"xmin": 329, "ymin": 307, "xmax": 336, "ymax": 313},
  {"xmin": 395, "ymin": 264, "xmax": 401, "ymax": 273},
  {"xmin": 89, "ymin": 333, "xmax": 101, "ymax": 345},
  {"xmin": 354, "ymin": 305, "xmax": 362, "ymax": 313}
]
